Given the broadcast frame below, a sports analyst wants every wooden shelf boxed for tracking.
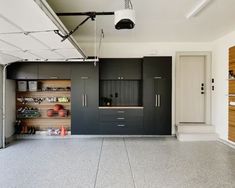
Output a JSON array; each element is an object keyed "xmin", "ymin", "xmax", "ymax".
[
  {"xmin": 42, "ymin": 117, "xmax": 70, "ymax": 119},
  {"xmin": 228, "ymin": 46, "xmax": 235, "ymax": 142},
  {"xmin": 17, "ymin": 90, "xmax": 70, "ymax": 93},
  {"xmin": 229, "ymin": 59, "xmax": 235, "ymax": 64},
  {"xmin": 16, "ymin": 80, "xmax": 71, "ymax": 131},
  {"xmin": 16, "ymin": 102, "xmax": 71, "ymax": 106}
]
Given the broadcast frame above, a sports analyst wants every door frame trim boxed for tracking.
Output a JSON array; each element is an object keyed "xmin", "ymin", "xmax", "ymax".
[{"xmin": 175, "ymin": 51, "xmax": 212, "ymax": 125}]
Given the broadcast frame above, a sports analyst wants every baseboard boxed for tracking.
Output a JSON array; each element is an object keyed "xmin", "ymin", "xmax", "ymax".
[
  {"xmin": 176, "ymin": 132, "xmax": 217, "ymax": 141},
  {"xmin": 217, "ymin": 138, "xmax": 235, "ymax": 149},
  {"xmin": 16, "ymin": 132, "xmax": 177, "ymax": 140}
]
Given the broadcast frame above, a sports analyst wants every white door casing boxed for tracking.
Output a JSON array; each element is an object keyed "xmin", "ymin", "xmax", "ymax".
[
  {"xmin": 0, "ymin": 65, "xmax": 3, "ymax": 148},
  {"xmin": 176, "ymin": 52, "xmax": 212, "ymax": 125}
]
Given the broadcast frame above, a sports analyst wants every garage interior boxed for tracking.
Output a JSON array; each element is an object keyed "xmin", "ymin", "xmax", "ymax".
[{"xmin": 0, "ymin": 0, "xmax": 235, "ymax": 187}]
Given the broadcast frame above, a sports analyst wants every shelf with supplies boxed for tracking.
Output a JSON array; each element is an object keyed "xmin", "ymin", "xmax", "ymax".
[
  {"xmin": 16, "ymin": 80, "xmax": 71, "ymax": 133},
  {"xmin": 229, "ymin": 46, "xmax": 235, "ymax": 142}
]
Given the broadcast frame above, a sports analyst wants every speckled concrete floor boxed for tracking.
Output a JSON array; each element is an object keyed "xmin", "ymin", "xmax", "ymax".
[{"xmin": 0, "ymin": 138, "xmax": 235, "ymax": 188}]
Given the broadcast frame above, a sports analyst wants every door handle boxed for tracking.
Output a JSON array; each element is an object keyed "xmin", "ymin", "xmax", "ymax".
[
  {"xmin": 117, "ymin": 111, "xmax": 125, "ymax": 113},
  {"xmin": 117, "ymin": 124, "xmax": 125, "ymax": 127},
  {"xmin": 84, "ymin": 94, "xmax": 87, "ymax": 107},
  {"xmin": 50, "ymin": 76, "xmax": 58, "ymax": 79},
  {"xmin": 155, "ymin": 94, "xmax": 158, "ymax": 107},
  {"xmin": 158, "ymin": 94, "xmax": 161, "ymax": 107},
  {"xmin": 117, "ymin": 117, "xmax": 125, "ymax": 120},
  {"xmin": 82, "ymin": 94, "xmax": 85, "ymax": 107},
  {"xmin": 201, "ymin": 83, "xmax": 205, "ymax": 94}
]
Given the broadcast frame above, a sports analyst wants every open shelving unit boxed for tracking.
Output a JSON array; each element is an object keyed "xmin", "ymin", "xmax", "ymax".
[
  {"xmin": 16, "ymin": 80, "xmax": 71, "ymax": 131},
  {"xmin": 228, "ymin": 46, "xmax": 235, "ymax": 142}
]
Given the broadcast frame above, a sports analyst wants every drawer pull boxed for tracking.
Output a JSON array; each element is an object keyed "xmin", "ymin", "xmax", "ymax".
[
  {"xmin": 50, "ymin": 76, "xmax": 58, "ymax": 79},
  {"xmin": 117, "ymin": 124, "xmax": 125, "ymax": 127},
  {"xmin": 117, "ymin": 111, "xmax": 125, "ymax": 113},
  {"xmin": 117, "ymin": 117, "xmax": 125, "ymax": 120}
]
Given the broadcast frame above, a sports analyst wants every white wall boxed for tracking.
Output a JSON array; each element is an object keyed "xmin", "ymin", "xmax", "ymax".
[
  {"xmin": 0, "ymin": 65, "xmax": 16, "ymax": 147},
  {"xmin": 81, "ymin": 42, "xmax": 213, "ymax": 134},
  {"xmin": 212, "ymin": 30, "xmax": 235, "ymax": 145},
  {"xmin": 0, "ymin": 54, "xmax": 18, "ymax": 141},
  {"xmin": 5, "ymin": 79, "xmax": 16, "ymax": 138}
]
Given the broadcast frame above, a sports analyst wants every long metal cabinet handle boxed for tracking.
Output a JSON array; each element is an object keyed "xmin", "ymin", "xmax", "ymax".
[
  {"xmin": 84, "ymin": 94, "xmax": 87, "ymax": 107},
  {"xmin": 155, "ymin": 94, "xmax": 158, "ymax": 107},
  {"xmin": 117, "ymin": 117, "xmax": 125, "ymax": 120},
  {"xmin": 158, "ymin": 95, "xmax": 161, "ymax": 107},
  {"xmin": 117, "ymin": 124, "xmax": 125, "ymax": 127},
  {"xmin": 82, "ymin": 94, "xmax": 85, "ymax": 107}
]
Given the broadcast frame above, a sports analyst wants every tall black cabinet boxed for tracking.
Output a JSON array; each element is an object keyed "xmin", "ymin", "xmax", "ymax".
[
  {"xmin": 71, "ymin": 63, "xmax": 99, "ymax": 134},
  {"xmin": 143, "ymin": 57, "xmax": 172, "ymax": 135}
]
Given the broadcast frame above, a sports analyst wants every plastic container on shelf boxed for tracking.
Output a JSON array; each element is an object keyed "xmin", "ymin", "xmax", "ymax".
[
  {"xmin": 17, "ymin": 81, "xmax": 27, "ymax": 91},
  {"xmin": 28, "ymin": 81, "xmax": 38, "ymax": 91}
]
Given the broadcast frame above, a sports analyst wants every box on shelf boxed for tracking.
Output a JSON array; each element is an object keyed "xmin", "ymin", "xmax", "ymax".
[
  {"xmin": 28, "ymin": 81, "xmax": 38, "ymax": 91},
  {"xmin": 17, "ymin": 81, "xmax": 27, "ymax": 91}
]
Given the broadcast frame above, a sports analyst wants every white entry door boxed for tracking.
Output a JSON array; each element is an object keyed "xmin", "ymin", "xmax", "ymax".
[{"xmin": 179, "ymin": 56, "xmax": 206, "ymax": 123}]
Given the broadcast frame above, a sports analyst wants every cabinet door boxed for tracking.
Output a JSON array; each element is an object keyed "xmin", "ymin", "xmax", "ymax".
[
  {"xmin": 143, "ymin": 57, "xmax": 172, "ymax": 79},
  {"xmin": 143, "ymin": 57, "xmax": 172, "ymax": 135},
  {"xmin": 155, "ymin": 79, "xmax": 172, "ymax": 135},
  {"xmin": 119, "ymin": 59, "xmax": 142, "ymax": 80},
  {"xmin": 38, "ymin": 63, "xmax": 71, "ymax": 79},
  {"xmin": 99, "ymin": 59, "xmax": 120, "ymax": 80},
  {"xmin": 99, "ymin": 58, "xmax": 142, "ymax": 80},
  {"xmin": 71, "ymin": 63, "xmax": 99, "ymax": 134},
  {"xmin": 7, "ymin": 63, "xmax": 38, "ymax": 80},
  {"xmin": 143, "ymin": 77, "xmax": 157, "ymax": 134}
]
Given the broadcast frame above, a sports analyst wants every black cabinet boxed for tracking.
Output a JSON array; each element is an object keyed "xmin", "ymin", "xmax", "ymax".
[
  {"xmin": 99, "ymin": 58, "xmax": 142, "ymax": 80},
  {"xmin": 38, "ymin": 63, "xmax": 71, "ymax": 79},
  {"xmin": 143, "ymin": 57, "xmax": 172, "ymax": 135},
  {"xmin": 71, "ymin": 63, "xmax": 99, "ymax": 134},
  {"xmin": 7, "ymin": 63, "xmax": 38, "ymax": 80},
  {"xmin": 99, "ymin": 108, "xmax": 143, "ymax": 134}
]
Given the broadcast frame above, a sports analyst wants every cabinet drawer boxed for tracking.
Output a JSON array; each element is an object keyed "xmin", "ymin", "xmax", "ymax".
[
  {"xmin": 99, "ymin": 109, "xmax": 143, "ymax": 122},
  {"xmin": 100, "ymin": 121, "xmax": 143, "ymax": 135},
  {"xmin": 99, "ymin": 109, "xmax": 143, "ymax": 116}
]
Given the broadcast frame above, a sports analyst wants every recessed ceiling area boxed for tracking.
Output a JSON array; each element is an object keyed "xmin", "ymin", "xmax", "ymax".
[{"xmin": 47, "ymin": 0, "xmax": 235, "ymax": 42}]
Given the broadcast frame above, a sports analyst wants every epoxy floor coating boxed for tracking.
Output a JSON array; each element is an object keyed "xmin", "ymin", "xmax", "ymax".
[{"xmin": 0, "ymin": 137, "xmax": 235, "ymax": 188}]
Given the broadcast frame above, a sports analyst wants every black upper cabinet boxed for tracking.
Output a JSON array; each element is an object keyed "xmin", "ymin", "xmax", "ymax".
[
  {"xmin": 99, "ymin": 58, "xmax": 142, "ymax": 80},
  {"xmin": 143, "ymin": 57, "xmax": 172, "ymax": 79},
  {"xmin": 38, "ymin": 63, "xmax": 71, "ymax": 79},
  {"xmin": 71, "ymin": 63, "xmax": 99, "ymax": 134},
  {"xmin": 143, "ymin": 57, "xmax": 172, "ymax": 135},
  {"xmin": 7, "ymin": 63, "xmax": 38, "ymax": 80}
]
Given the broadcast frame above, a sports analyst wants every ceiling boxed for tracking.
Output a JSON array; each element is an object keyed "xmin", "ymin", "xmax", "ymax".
[
  {"xmin": 47, "ymin": 0, "xmax": 235, "ymax": 43},
  {"xmin": 0, "ymin": 0, "xmax": 85, "ymax": 63}
]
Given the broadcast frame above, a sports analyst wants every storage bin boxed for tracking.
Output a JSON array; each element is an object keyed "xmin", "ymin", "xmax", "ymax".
[
  {"xmin": 28, "ymin": 81, "xmax": 38, "ymax": 91},
  {"xmin": 17, "ymin": 81, "xmax": 27, "ymax": 91}
]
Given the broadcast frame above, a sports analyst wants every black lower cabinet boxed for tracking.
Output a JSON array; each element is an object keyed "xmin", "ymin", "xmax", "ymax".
[
  {"xmin": 143, "ymin": 57, "xmax": 172, "ymax": 135},
  {"xmin": 99, "ymin": 109, "xmax": 143, "ymax": 135},
  {"xmin": 71, "ymin": 63, "xmax": 99, "ymax": 134}
]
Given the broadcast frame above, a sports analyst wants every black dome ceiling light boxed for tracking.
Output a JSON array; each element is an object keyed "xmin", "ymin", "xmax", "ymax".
[
  {"xmin": 55, "ymin": 0, "xmax": 135, "ymax": 41},
  {"xmin": 114, "ymin": 0, "xmax": 136, "ymax": 30}
]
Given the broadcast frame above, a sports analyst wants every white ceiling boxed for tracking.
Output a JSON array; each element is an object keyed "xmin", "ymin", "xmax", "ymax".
[
  {"xmin": 0, "ymin": 0, "xmax": 85, "ymax": 63},
  {"xmin": 47, "ymin": 0, "xmax": 235, "ymax": 42}
]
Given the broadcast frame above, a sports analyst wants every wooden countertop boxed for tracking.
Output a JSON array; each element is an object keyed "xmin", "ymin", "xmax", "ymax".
[{"xmin": 98, "ymin": 106, "xmax": 144, "ymax": 109}]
